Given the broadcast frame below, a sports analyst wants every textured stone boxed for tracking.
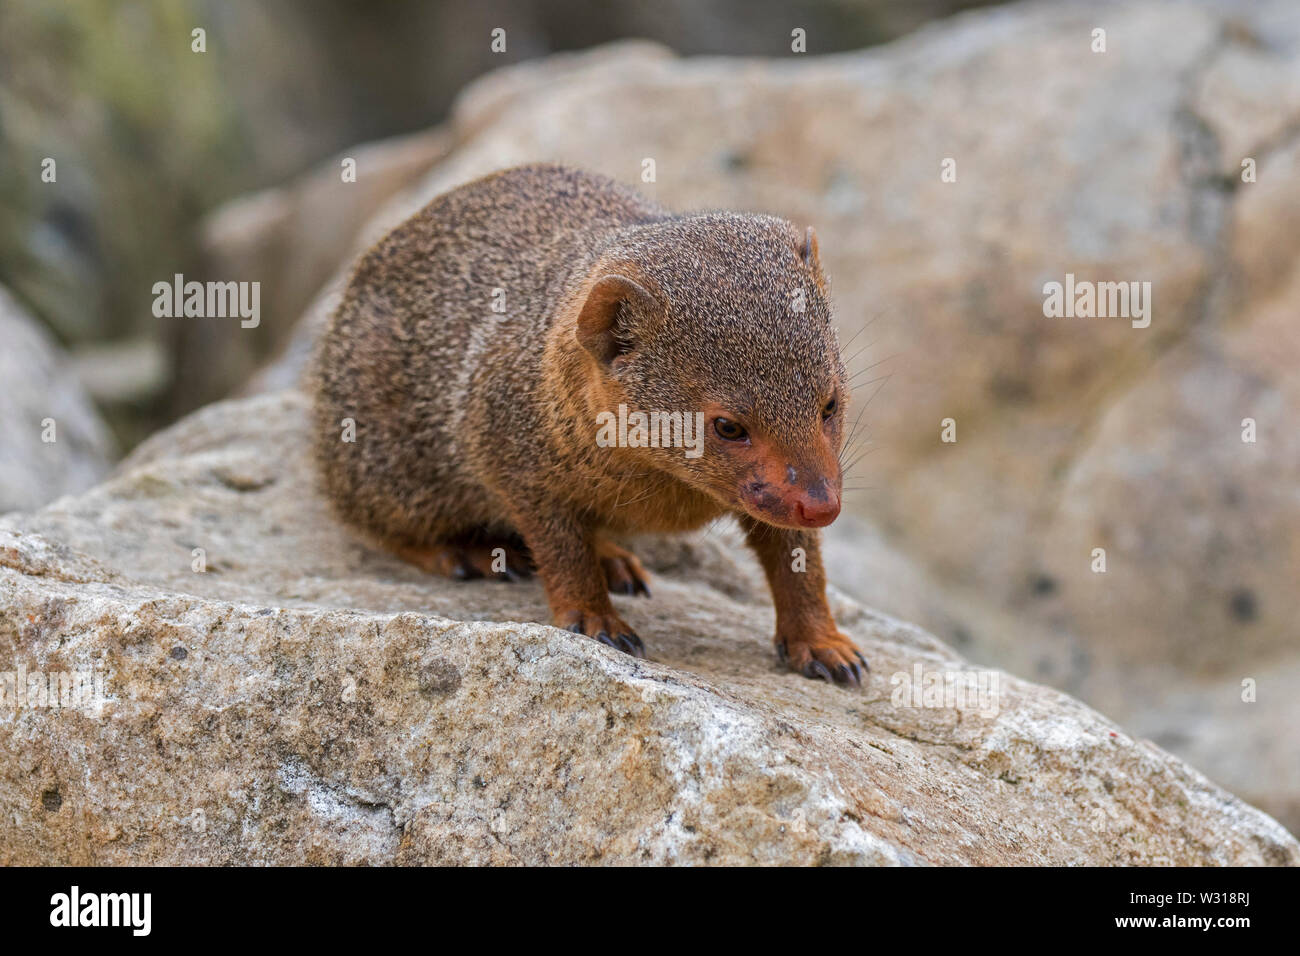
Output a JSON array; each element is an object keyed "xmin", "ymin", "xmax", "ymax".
[{"xmin": 0, "ymin": 389, "xmax": 1294, "ymax": 865}]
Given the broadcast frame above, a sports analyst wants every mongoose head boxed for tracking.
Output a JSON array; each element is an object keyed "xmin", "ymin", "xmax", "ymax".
[{"xmin": 576, "ymin": 213, "xmax": 849, "ymax": 530}]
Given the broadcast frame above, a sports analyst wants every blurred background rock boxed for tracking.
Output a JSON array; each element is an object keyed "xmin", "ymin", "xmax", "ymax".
[{"xmin": 0, "ymin": 0, "xmax": 998, "ymax": 448}]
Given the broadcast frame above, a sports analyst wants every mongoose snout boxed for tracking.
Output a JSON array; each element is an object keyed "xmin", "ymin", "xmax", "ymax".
[
  {"xmin": 706, "ymin": 401, "xmax": 844, "ymax": 529},
  {"xmin": 311, "ymin": 163, "xmax": 867, "ymax": 686}
]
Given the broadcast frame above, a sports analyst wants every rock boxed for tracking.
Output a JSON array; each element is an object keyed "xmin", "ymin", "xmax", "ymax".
[
  {"xmin": 0, "ymin": 389, "xmax": 1295, "ymax": 864},
  {"xmin": 0, "ymin": 285, "xmax": 115, "ymax": 514},
  {"xmin": 246, "ymin": 0, "xmax": 1300, "ymax": 833},
  {"xmin": 66, "ymin": 338, "xmax": 170, "ymax": 408}
]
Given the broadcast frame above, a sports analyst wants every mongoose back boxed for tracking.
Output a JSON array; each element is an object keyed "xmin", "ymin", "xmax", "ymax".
[{"xmin": 311, "ymin": 164, "xmax": 865, "ymax": 685}]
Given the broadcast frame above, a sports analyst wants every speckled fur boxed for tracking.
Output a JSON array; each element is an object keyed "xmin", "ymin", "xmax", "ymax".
[{"xmin": 310, "ymin": 164, "xmax": 864, "ymax": 682}]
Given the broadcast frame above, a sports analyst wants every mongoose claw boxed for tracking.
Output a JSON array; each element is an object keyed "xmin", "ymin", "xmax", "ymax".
[
  {"xmin": 834, "ymin": 663, "xmax": 863, "ymax": 687},
  {"xmin": 779, "ymin": 629, "xmax": 867, "ymax": 689},
  {"xmin": 617, "ymin": 631, "xmax": 646, "ymax": 657},
  {"xmin": 804, "ymin": 660, "xmax": 835, "ymax": 683},
  {"xmin": 596, "ymin": 541, "xmax": 652, "ymax": 599},
  {"xmin": 598, "ymin": 630, "xmax": 646, "ymax": 659},
  {"xmin": 557, "ymin": 609, "xmax": 645, "ymax": 658}
]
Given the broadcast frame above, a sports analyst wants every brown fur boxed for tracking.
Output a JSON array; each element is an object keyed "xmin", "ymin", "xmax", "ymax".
[{"xmin": 310, "ymin": 164, "xmax": 866, "ymax": 685}]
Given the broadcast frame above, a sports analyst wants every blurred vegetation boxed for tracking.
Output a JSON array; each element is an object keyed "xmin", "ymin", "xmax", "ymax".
[{"xmin": 0, "ymin": 0, "xmax": 1002, "ymax": 450}]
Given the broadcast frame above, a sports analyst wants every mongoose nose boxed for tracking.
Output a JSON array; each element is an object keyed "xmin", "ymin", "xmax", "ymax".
[{"xmin": 794, "ymin": 494, "xmax": 840, "ymax": 528}]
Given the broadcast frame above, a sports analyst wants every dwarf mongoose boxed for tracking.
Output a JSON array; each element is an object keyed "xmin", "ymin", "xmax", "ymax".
[{"xmin": 311, "ymin": 164, "xmax": 865, "ymax": 685}]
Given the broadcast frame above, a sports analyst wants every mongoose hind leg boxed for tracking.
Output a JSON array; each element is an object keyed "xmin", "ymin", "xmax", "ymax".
[
  {"xmin": 595, "ymin": 538, "xmax": 652, "ymax": 597},
  {"xmin": 396, "ymin": 530, "xmax": 534, "ymax": 582}
]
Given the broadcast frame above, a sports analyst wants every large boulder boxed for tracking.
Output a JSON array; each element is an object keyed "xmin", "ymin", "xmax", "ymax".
[
  {"xmin": 248, "ymin": 0, "xmax": 1300, "ymax": 833},
  {"xmin": 0, "ymin": 285, "xmax": 114, "ymax": 514},
  {"xmin": 0, "ymin": 389, "xmax": 1295, "ymax": 864}
]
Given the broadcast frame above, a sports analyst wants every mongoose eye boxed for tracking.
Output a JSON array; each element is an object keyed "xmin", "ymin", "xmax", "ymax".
[
  {"xmin": 713, "ymin": 417, "xmax": 749, "ymax": 442},
  {"xmin": 822, "ymin": 397, "xmax": 837, "ymax": 421}
]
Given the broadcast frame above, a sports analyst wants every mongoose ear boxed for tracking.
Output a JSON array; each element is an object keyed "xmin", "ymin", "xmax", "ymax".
[
  {"xmin": 575, "ymin": 274, "xmax": 659, "ymax": 366},
  {"xmin": 799, "ymin": 226, "xmax": 821, "ymax": 269}
]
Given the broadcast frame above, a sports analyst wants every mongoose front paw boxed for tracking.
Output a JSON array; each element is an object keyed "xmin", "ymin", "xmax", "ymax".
[
  {"xmin": 596, "ymin": 540, "xmax": 652, "ymax": 597},
  {"xmin": 777, "ymin": 628, "xmax": 868, "ymax": 687},
  {"xmin": 558, "ymin": 607, "xmax": 646, "ymax": 658}
]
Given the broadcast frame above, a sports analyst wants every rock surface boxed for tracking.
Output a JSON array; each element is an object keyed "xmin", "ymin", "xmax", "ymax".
[
  {"xmin": 0, "ymin": 389, "xmax": 1295, "ymax": 865},
  {"xmin": 246, "ymin": 0, "xmax": 1300, "ymax": 832},
  {"xmin": 0, "ymin": 285, "xmax": 115, "ymax": 514}
]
